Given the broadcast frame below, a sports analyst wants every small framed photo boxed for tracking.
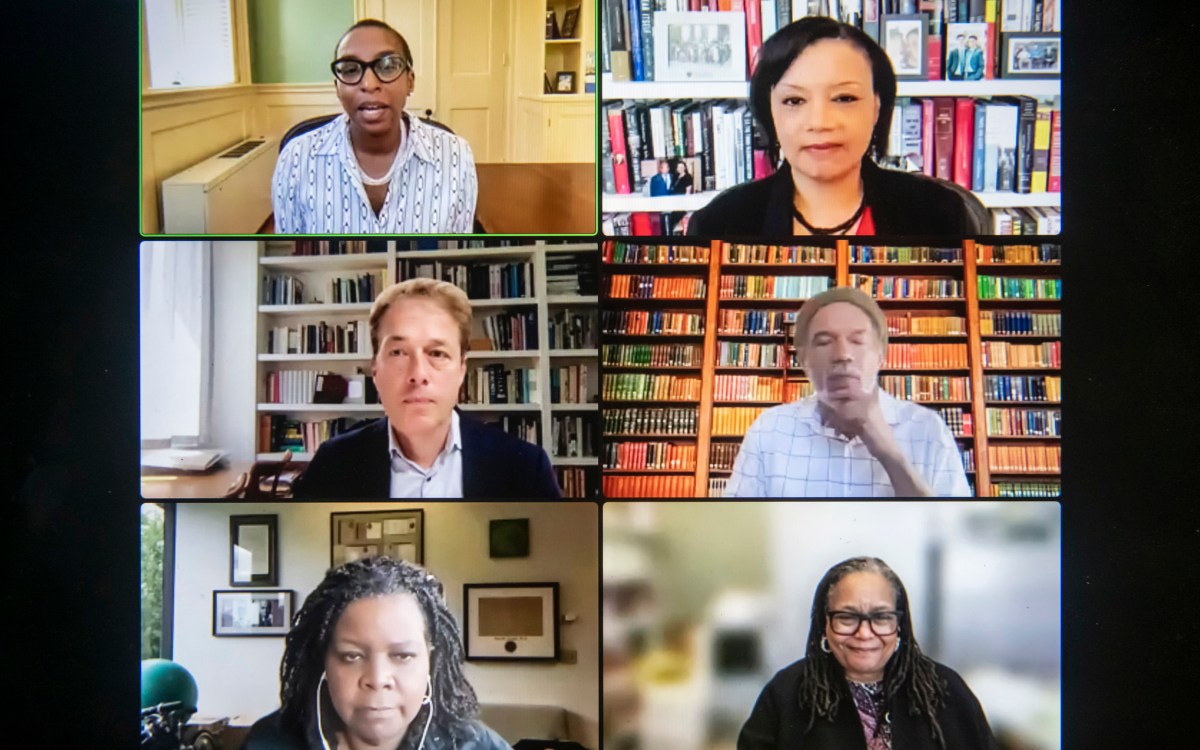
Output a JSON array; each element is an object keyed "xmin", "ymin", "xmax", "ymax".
[
  {"xmin": 560, "ymin": 7, "xmax": 580, "ymax": 39},
  {"xmin": 655, "ymin": 11, "xmax": 748, "ymax": 82},
  {"xmin": 945, "ymin": 22, "xmax": 989, "ymax": 81},
  {"xmin": 1002, "ymin": 33, "xmax": 1061, "ymax": 79},
  {"xmin": 331, "ymin": 509, "xmax": 423, "ymax": 568},
  {"xmin": 463, "ymin": 583, "xmax": 560, "ymax": 661},
  {"xmin": 230, "ymin": 515, "xmax": 278, "ymax": 587},
  {"xmin": 213, "ymin": 590, "xmax": 293, "ymax": 637},
  {"xmin": 880, "ymin": 14, "xmax": 927, "ymax": 80},
  {"xmin": 556, "ymin": 71, "xmax": 576, "ymax": 93}
]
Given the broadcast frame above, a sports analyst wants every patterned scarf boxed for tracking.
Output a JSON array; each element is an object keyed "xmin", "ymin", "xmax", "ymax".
[{"xmin": 848, "ymin": 680, "xmax": 892, "ymax": 750}]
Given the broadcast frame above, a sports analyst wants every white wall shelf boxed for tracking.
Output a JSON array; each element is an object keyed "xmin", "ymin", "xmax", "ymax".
[
  {"xmin": 466, "ymin": 350, "xmax": 541, "ymax": 359},
  {"xmin": 256, "ymin": 403, "xmax": 383, "ymax": 413},
  {"xmin": 549, "ymin": 294, "xmax": 599, "ymax": 305},
  {"xmin": 257, "ymin": 353, "xmax": 372, "ymax": 362},
  {"xmin": 258, "ymin": 303, "xmax": 372, "ymax": 314},
  {"xmin": 258, "ymin": 253, "xmax": 389, "ymax": 271},
  {"xmin": 602, "ymin": 77, "xmax": 1060, "ymax": 100},
  {"xmin": 604, "ymin": 189, "xmax": 1060, "ymax": 213},
  {"xmin": 552, "ymin": 456, "xmax": 600, "ymax": 466}
]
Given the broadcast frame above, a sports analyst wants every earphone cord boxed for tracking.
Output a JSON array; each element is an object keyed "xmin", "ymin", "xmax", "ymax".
[{"xmin": 316, "ymin": 673, "xmax": 435, "ymax": 750}]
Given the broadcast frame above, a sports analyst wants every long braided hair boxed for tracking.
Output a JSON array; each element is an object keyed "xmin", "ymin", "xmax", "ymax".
[
  {"xmin": 279, "ymin": 557, "xmax": 479, "ymax": 748},
  {"xmin": 797, "ymin": 557, "xmax": 948, "ymax": 747}
]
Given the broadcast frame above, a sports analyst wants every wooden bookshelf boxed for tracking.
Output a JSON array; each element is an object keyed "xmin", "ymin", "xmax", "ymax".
[{"xmin": 601, "ymin": 239, "xmax": 1062, "ymax": 497}]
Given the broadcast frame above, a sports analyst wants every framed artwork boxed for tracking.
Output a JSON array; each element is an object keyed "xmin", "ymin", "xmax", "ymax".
[
  {"xmin": 212, "ymin": 590, "xmax": 293, "ymax": 636},
  {"xmin": 489, "ymin": 519, "xmax": 530, "ymax": 558},
  {"xmin": 463, "ymin": 583, "xmax": 560, "ymax": 661},
  {"xmin": 654, "ymin": 11, "xmax": 748, "ymax": 83},
  {"xmin": 881, "ymin": 14, "xmax": 928, "ymax": 80},
  {"xmin": 330, "ymin": 509, "xmax": 424, "ymax": 567},
  {"xmin": 556, "ymin": 71, "xmax": 577, "ymax": 93},
  {"xmin": 560, "ymin": 7, "xmax": 580, "ymax": 39},
  {"xmin": 945, "ymin": 22, "xmax": 989, "ymax": 81},
  {"xmin": 1002, "ymin": 33, "xmax": 1061, "ymax": 79},
  {"xmin": 230, "ymin": 514, "xmax": 278, "ymax": 587}
]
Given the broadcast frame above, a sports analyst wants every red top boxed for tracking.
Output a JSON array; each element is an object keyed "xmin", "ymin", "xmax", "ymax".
[{"xmin": 854, "ymin": 206, "xmax": 875, "ymax": 235}]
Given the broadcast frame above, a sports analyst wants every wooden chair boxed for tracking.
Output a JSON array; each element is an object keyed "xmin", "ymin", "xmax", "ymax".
[{"xmin": 224, "ymin": 450, "xmax": 299, "ymax": 500}]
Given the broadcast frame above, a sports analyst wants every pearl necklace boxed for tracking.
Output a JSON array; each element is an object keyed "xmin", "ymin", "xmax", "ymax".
[{"xmin": 354, "ymin": 120, "xmax": 406, "ymax": 187}]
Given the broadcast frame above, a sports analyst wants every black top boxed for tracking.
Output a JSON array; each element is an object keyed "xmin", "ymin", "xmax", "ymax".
[
  {"xmin": 243, "ymin": 709, "xmax": 512, "ymax": 750},
  {"xmin": 737, "ymin": 658, "xmax": 998, "ymax": 750},
  {"xmin": 686, "ymin": 160, "xmax": 987, "ymax": 237},
  {"xmin": 292, "ymin": 412, "xmax": 561, "ymax": 499}
]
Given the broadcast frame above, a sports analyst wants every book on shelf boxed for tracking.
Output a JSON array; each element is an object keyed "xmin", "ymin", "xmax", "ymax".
[
  {"xmin": 549, "ymin": 309, "xmax": 598, "ymax": 350},
  {"xmin": 398, "ymin": 259, "xmax": 534, "ymax": 300},
  {"xmin": 990, "ymin": 479, "xmax": 1061, "ymax": 498},
  {"xmin": 937, "ymin": 407, "xmax": 974, "ymax": 437},
  {"xmin": 557, "ymin": 466, "xmax": 596, "ymax": 498},
  {"xmin": 604, "ymin": 406, "xmax": 699, "ymax": 435},
  {"xmin": 550, "ymin": 364, "xmax": 593, "ymax": 404},
  {"xmin": 976, "ymin": 243, "xmax": 1060, "ymax": 264},
  {"xmin": 603, "ymin": 343, "xmax": 704, "ymax": 367},
  {"xmin": 398, "ymin": 239, "xmax": 524, "ymax": 250},
  {"xmin": 602, "ymin": 373, "xmax": 702, "ymax": 400},
  {"xmin": 711, "ymin": 406, "xmax": 768, "ymax": 435},
  {"xmin": 716, "ymin": 341, "xmax": 786, "ymax": 368},
  {"xmin": 880, "ymin": 374, "xmax": 971, "ymax": 402},
  {"xmin": 718, "ymin": 308, "xmax": 794, "ymax": 335},
  {"xmin": 546, "ymin": 252, "xmax": 599, "ymax": 296},
  {"xmin": 885, "ymin": 312, "xmax": 968, "ymax": 335},
  {"xmin": 977, "ymin": 276, "xmax": 1061, "ymax": 300},
  {"xmin": 495, "ymin": 414, "xmax": 540, "ymax": 445},
  {"xmin": 602, "ymin": 309, "xmax": 706, "ymax": 335},
  {"xmin": 264, "ymin": 370, "xmax": 378, "ymax": 405},
  {"xmin": 605, "ymin": 441, "xmax": 697, "ymax": 470},
  {"xmin": 961, "ymin": 446, "xmax": 976, "ymax": 473},
  {"xmin": 884, "ymin": 343, "xmax": 969, "ymax": 369},
  {"xmin": 720, "ymin": 274, "xmax": 833, "ymax": 300},
  {"xmin": 985, "ymin": 406, "xmax": 1061, "ymax": 437},
  {"xmin": 849, "ymin": 245, "xmax": 962, "ymax": 263},
  {"xmin": 603, "ymin": 474, "xmax": 696, "ymax": 498},
  {"xmin": 288, "ymin": 240, "xmax": 374, "ymax": 255},
  {"xmin": 607, "ymin": 274, "xmax": 708, "ymax": 299},
  {"xmin": 980, "ymin": 341, "xmax": 1060, "ymax": 368},
  {"xmin": 461, "ymin": 364, "xmax": 539, "ymax": 405},
  {"xmin": 603, "ymin": 241, "xmax": 711, "ymax": 264},
  {"xmin": 849, "ymin": 274, "xmax": 964, "ymax": 300},
  {"xmin": 983, "ymin": 374, "xmax": 1061, "ymax": 402},
  {"xmin": 709, "ymin": 441, "xmax": 740, "ymax": 471},
  {"xmin": 266, "ymin": 321, "xmax": 370, "ymax": 355},
  {"xmin": 258, "ymin": 415, "xmax": 364, "ymax": 453},
  {"xmin": 479, "ymin": 310, "xmax": 539, "ymax": 351},
  {"xmin": 988, "ymin": 443, "xmax": 1061, "ymax": 473},
  {"xmin": 987, "ymin": 206, "xmax": 1062, "ymax": 235},
  {"xmin": 552, "ymin": 414, "xmax": 597, "ymax": 458},
  {"xmin": 724, "ymin": 243, "xmax": 835, "ymax": 263}
]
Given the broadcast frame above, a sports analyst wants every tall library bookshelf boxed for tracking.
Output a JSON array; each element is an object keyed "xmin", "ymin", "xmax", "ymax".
[
  {"xmin": 600, "ymin": 5, "xmax": 1062, "ymax": 233},
  {"xmin": 256, "ymin": 240, "xmax": 601, "ymax": 498},
  {"xmin": 600, "ymin": 238, "xmax": 1061, "ymax": 498}
]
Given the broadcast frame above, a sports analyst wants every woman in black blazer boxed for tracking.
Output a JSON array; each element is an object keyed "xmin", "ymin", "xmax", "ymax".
[{"xmin": 687, "ymin": 18, "xmax": 984, "ymax": 237}]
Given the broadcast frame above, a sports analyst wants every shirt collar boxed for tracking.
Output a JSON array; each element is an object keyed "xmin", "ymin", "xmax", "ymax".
[
  {"xmin": 317, "ymin": 112, "xmax": 435, "ymax": 164},
  {"xmin": 387, "ymin": 411, "xmax": 462, "ymax": 470}
]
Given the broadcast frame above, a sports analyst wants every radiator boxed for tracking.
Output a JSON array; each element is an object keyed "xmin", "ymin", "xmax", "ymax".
[{"xmin": 161, "ymin": 137, "xmax": 277, "ymax": 234}]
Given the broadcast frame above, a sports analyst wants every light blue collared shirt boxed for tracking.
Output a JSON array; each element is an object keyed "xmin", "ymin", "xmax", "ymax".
[{"xmin": 388, "ymin": 411, "xmax": 464, "ymax": 498}]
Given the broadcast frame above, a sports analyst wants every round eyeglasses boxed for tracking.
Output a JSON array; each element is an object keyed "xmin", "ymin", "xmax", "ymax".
[
  {"xmin": 331, "ymin": 54, "xmax": 411, "ymax": 85},
  {"xmin": 827, "ymin": 610, "xmax": 901, "ymax": 636}
]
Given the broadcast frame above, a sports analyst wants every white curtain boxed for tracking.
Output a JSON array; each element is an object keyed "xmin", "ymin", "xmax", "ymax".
[{"xmin": 140, "ymin": 242, "xmax": 212, "ymax": 445}]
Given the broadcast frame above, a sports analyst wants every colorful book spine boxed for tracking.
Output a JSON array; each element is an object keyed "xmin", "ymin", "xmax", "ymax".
[
  {"xmin": 604, "ymin": 407, "xmax": 699, "ymax": 436},
  {"xmin": 603, "ymin": 474, "xmax": 696, "ymax": 497},
  {"xmin": 711, "ymin": 407, "xmax": 769, "ymax": 436}
]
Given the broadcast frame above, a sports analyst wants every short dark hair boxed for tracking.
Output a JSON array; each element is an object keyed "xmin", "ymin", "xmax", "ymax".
[
  {"xmin": 750, "ymin": 17, "xmax": 896, "ymax": 165},
  {"xmin": 335, "ymin": 19, "xmax": 413, "ymax": 66}
]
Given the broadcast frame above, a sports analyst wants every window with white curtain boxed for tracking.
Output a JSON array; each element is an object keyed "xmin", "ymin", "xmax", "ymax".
[
  {"xmin": 140, "ymin": 242, "xmax": 213, "ymax": 445},
  {"xmin": 143, "ymin": 0, "xmax": 235, "ymax": 89}
]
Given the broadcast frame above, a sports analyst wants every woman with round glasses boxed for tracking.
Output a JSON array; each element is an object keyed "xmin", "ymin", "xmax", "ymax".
[
  {"xmin": 738, "ymin": 557, "xmax": 996, "ymax": 750},
  {"xmin": 686, "ymin": 17, "xmax": 985, "ymax": 237},
  {"xmin": 272, "ymin": 19, "xmax": 478, "ymax": 234},
  {"xmin": 243, "ymin": 557, "xmax": 510, "ymax": 750}
]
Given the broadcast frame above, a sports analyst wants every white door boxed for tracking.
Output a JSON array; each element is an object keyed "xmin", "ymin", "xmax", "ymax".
[
  {"xmin": 435, "ymin": 0, "xmax": 512, "ymax": 163},
  {"xmin": 360, "ymin": 0, "xmax": 439, "ymax": 115}
]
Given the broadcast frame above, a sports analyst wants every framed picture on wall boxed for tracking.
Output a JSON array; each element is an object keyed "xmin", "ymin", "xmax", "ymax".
[
  {"xmin": 654, "ymin": 11, "xmax": 748, "ymax": 83},
  {"xmin": 229, "ymin": 515, "xmax": 278, "ymax": 587},
  {"xmin": 212, "ymin": 590, "xmax": 293, "ymax": 637},
  {"xmin": 880, "ymin": 14, "xmax": 928, "ymax": 80},
  {"xmin": 463, "ymin": 583, "xmax": 559, "ymax": 661},
  {"xmin": 1002, "ymin": 33, "xmax": 1061, "ymax": 79},
  {"xmin": 330, "ymin": 509, "xmax": 424, "ymax": 567}
]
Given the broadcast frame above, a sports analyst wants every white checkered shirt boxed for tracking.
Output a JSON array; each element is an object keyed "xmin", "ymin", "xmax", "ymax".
[{"xmin": 724, "ymin": 391, "xmax": 972, "ymax": 498}]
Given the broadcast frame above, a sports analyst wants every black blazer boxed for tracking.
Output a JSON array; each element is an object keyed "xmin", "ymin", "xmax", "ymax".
[
  {"xmin": 687, "ymin": 160, "xmax": 987, "ymax": 237},
  {"xmin": 243, "ymin": 709, "xmax": 512, "ymax": 750},
  {"xmin": 292, "ymin": 412, "xmax": 561, "ymax": 499},
  {"xmin": 737, "ymin": 658, "xmax": 998, "ymax": 750}
]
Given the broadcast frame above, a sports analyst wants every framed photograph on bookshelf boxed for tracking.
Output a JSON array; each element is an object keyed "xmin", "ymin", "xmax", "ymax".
[
  {"xmin": 560, "ymin": 6, "xmax": 580, "ymax": 39},
  {"xmin": 212, "ymin": 590, "xmax": 293, "ymax": 637},
  {"xmin": 880, "ymin": 15, "xmax": 927, "ymax": 80},
  {"xmin": 545, "ymin": 9, "xmax": 559, "ymax": 39},
  {"xmin": 1002, "ymin": 33, "xmax": 1061, "ymax": 79},
  {"xmin": 229, "ymin": 515, "xmax": 278, "ymax": 587},
  {"xmin": 653, "ymin": 11, "xmax": 748, "ymax": 82},
  {"xmin": 556, "ymin": 71, "xmax": 577, "ymax": 93},
  {"xmin": 945, "ymin": 22, "xmax": 989, "ymax": 81},
  {"xmin": 330, "ymin": 509, "xmax": 424, "ymax": 567},
  {"xmin": 463, "ymin": 583, "xmax": 559, "ymax": 661}
]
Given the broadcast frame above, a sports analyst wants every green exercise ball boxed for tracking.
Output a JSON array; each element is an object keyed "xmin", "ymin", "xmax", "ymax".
[{"xmin": 141, "ymin": 659, "xmax": 199, "ymax": 714}]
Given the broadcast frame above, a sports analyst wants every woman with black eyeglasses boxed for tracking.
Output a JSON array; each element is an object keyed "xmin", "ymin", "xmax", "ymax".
[
  {"xmin": 738, "ymin": 557, "xmax": 997, "ymax": 750},
  {"xmin": 272, "ymin": 20, "xmax": 478, "ymax": 234}
]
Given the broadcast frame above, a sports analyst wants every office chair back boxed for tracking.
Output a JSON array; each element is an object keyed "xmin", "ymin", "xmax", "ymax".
[{"xmin": 936, "ymin": 177, "xmax": 990, "ymax": 235}]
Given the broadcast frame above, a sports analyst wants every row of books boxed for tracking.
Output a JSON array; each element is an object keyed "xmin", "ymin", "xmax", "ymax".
[
  {"xmin": 460, "ymin": 365, "xmax": 539, "ymax": 405},
  {"xmin": 557, "ymin": 467, "xmax": 594, "ymax": 499},
  {"xmin": 976, "ymin": 244, "xmax": 1061, "ymax": 264},
  {"xmin": 263, "ymin": 370, "xmax": 375, "ymax": 406},
  {"xmin": 984, "ymin": 406, "xmax": 1060, "ymax": 436},
  {"xmin": 880, "ymin": 375, "xmax": 971, "ymax": 402},
  {"xmin": 400, "ymin": 260, "xmax": 534, "ymax": 301},
  {"xmin": 979, "ymin": 310, "xmax": 1060, "ymax": 336},
  {"xmin": 991, "ymin": 479, "xmax": 1060, "ymax": 497},
  {"xmin": 713, "ymin": 374, "xmax": 809, "ymax": 402},
  {"xmin": 961, "ymin": 447, "xmax": 976, "ymax": 473},
  {"xmin": 603, "ymin": 211, "xmax": 684, "ymax": 237},
  {"xmin": 546, "ymin": 253, "xmax": 599, "ymax": 296},
  {"xmin": 983, "ymin": 374, "xmax": 1060, "ymax": 402},
  {"xmin": 258, "ymin": 415, "xmax": 359, "ymax": 453},
  {"xmin": 724, "ymin": 244, "xmax": 835, "ymax": 264},
  {"xmin": 603, "ymin": 373, "xmax": 703, "ymax": 400},
  {"xmin": 287, "ymin": 240, "xmax": 374, "ymax": 256},
  {"xmin": 400, "ymin": 240, "xmax": 526, "ymax": 250},
  {"xmin": 717, "ymin": 341, "xmax": 786, "ymax": 368},
  {"xmin": 479, "ymin": 310, "xmax": 538, "ymax": 351},
  {"xmin": 721, "ymin": 274, "xmax": 836, "ymax": 301},
  {"xmin": 718, "ymin": 308, "xmax": 794, "ymax": 335},
  {"xmin": 989, "ymin": 206, "xmax": 1062, "ymax": 235},
  {"xmin": 607, "ymin": 274, "xmax": 708, "ymax": 299},
  {"xmin": 602, "ymin": 309, "xmax": 706, "ymax": 335},
  {"xmin": 550, "ymin": 364, "xmax": 593, "ymax": 404},
  {"xmin": 495, "ymin": 415, "xmax": 540, "ymax": 446},
  {"xmin": 938, "ymin": 407, "xmax": 974, "ymax": 437},
  {"xmin": 709, "ymin": 442, "xmax": 740, "ymax": 471},
  {"xmin": 604, "ymin": 474, "xmax": 696, "ymax": 498},
  {"xmin": 712, "ymin": 406, "xmax": 768, "ymax": 435},
  {"xmin": 605, "ymin": 441, "xmax": 698, "ymax": 471},
  {"xmin": 988, "ymin": 444, "xmax": 1061, "ymax": 473},
  {"xmin": 265, "ymin": 321, "xmax": 370, "ymax": 355},
  {"xmin": 849, "ymin": 246, "xmax": 962, "ymax": 264},
  {"xmin": 886, "ymin": 313, "xmax": 967, "ymax": 336},
  {"xmin": 884, "ymin": 343, "xmax": 969, "ymax": 369},
  {"xmin": 549, "ymin": 310, "xmax": 598, "ymax": 350},
  {"xmin": 551, "ymin": 415, "xmax": 597, "ymax": 458},
  {"xmin": 980, "ymin": 341, "xmax": 1060, "ymax": 369},
  {"xmin": 603, "ymin": 242, "xmax": 711, "ymax": 264},
  {"xmin": 604, "ymin": 406, "xmax": 700, "ymax": 435},
  {"xmin": 708, "ymin": 477, "xmax": 728, "ymax": 497},
  {"xmin": 261, "ymin": 272, "xmax": 385, "ymax": 306},
  {"xmin": 977, "ymin": 275, "xmax": 1061, "ymax": 300},
  {"xmin": 850, "ymin": 274, "xmax": 964, "ymax": 300},
  {"xmin": 602, "ymin": 343, "xmax": 705, "ymax": 367}
]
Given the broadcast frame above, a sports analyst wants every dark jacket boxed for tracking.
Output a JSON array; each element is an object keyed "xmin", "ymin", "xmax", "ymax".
[
  {"xmin": 737, "ymin": 658, "xmax": 998, "ymax": 750},
  {"xmin": 242, "ymin": 709, "xmax": 512, "ymax": 750},
  {"xmin": 292, "ymin": 412, "xmax": 561, "ymax": 499},
  {"xmin": 687, "ymin": 160, "xmax": 987, "ymax": 237}
]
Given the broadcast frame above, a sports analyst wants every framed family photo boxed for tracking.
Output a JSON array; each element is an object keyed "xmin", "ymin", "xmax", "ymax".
[
  {"xmin": 212, "ymin": 590, "xmax": 293, "ymax": 637},
  {"xmin": 654, "ymin": 11, "xmax": 748, "ymax": 82},
  {"xmin": 945, "ymin": 22, "xmax": 989, "ymax": 81},
  {"xmin": 880, "ymin": 14, "xmax": 927, "ymax": 80},
  {"xmin": 1003, "ymin": 33, "xmax": 1061, "ymax": 79},
  {"xmin": 463, "ymin": 583, "xmax": 560, "ymax": 661}
]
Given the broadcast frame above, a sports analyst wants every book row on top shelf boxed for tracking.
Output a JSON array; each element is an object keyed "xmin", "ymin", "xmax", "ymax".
[{"xmin": 598, "ymin": 238, "xmax": 1060, "ymax": 498}]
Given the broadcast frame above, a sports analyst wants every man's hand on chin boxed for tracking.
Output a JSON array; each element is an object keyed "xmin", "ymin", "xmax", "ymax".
[{"xmin": 821, "ymin": 387, "xmax": 899, "ymax": 462}]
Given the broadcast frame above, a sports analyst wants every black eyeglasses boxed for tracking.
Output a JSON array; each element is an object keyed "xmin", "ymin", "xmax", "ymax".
[
  {"xmin": 331, "ymin": 54, "xmax": 411, "ymax": 85},
  {"xmin": 827, "ymin": 610, "xmax": 901, "ymax": 636}
]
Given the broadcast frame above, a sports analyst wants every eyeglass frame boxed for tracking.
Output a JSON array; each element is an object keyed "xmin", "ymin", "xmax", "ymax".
[
  {"xmin": 330, "ymin": 54, "xmax": 413, "ymax": 85},
  {"xmin": 826, "ymin": 610, "xmax": 903, "ymax": 636}
]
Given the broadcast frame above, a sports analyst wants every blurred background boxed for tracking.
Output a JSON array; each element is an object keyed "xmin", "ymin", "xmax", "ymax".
[{"xmin": 603, "ymin": 501, "xmax": 1059, "ymax": 750}]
